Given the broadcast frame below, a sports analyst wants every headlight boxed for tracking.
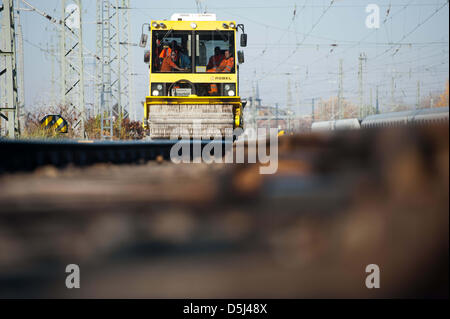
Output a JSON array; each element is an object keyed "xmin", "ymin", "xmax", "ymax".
[
  {"xmin": 223, "ymin": 83, "xmax": 236, "ymax": 96},
  {"xmin": 151, "ymin": 83, "xmax": 165, "ymax": 96}
]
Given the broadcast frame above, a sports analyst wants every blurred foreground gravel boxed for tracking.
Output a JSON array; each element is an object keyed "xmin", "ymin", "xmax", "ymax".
[{"xmin": 0, "ymin": 125, "xmax": 448, "ymax": 298}]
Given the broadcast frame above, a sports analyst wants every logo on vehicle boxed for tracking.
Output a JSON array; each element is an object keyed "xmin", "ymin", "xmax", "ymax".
[{"xmin": 211, "ymin": 76, "xmax": 232, "ymax": 81}]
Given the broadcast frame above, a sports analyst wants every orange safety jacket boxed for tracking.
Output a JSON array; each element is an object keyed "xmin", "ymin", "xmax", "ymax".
[
  {"xmin": 160, "ymin": 56, "xmax": 178, "ymax": 72},
  {"xmin": 159, "ymin": 47, "xmax": 172, "ymax": 59},
  {"xmin": 217, "ymin": 57, "xmax": 234, "ymax": 72},
  {"xmin": 207, "ymin": 57, "xmax": 234, "ymax": 73},
  {"xmin": 208, "ymin": 84, "xmax": 218, "ymax": 94}
]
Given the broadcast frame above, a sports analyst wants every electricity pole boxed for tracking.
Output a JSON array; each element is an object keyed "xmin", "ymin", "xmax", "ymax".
[
  {"xmin": 331, "ymin": 96, "xmax": 335, "ymax": 121},
  {"xmin": 251, "ymin": 73, "xmax": 257, "ymax": 130},
  {"xmin": 416, "ymin": 80, "xmax": 420, "ymax": 109},
  {"xmin": 60, "ymin": 0, "xmax": 85, "ymax": 137},
  {"xmin": 391, "ymin": 71, "xmax": 396, "ymax": 111},
  {"xmin": 60, "ymin": 0, "xmax": 66, "ymax": 107},
  {"xmin": 15, "ymin": 4, "xmax": 24, "ymax": 129},
  {"xmin": 115, "ymin": 0, "xmax": 122, "ymax": 123},
  {"xmin": 98, "ymin": 0, "xmax": 123, "ymax": 139},
  {"xmin": 100, "ymin": 0, "xmax": 114, "ymax": 139},
  {"xmin": 338, "ymin": 59, "xmax": 343, "ymax": 119},
  {"xmin": 287, "ymin": 77, "xmax": 292, "ymax": 131},
  {"xmin": 122, "ymin": 0, "xmax": 135, "ymax": 122},
  {"xmin": 358, "ymin": 53, "xmax": 366, "ymax": 119},
  {"xmin": 0, "ymin": 0, "xmax": 19, "ymax": 138},
  {"xmin": 295, "ymin": 80, "xmax": 300, "ymax": 131},
  {"xmin": 95, "ymin": 0, "xmax": 102, "ymax": 118},
  {"xmin": 118, "ymin": 0, "xmax": 132, "ymax": 121},
  {"xmin": 376, "ymin": 85, "xmax": 379, "ymax": 114}
]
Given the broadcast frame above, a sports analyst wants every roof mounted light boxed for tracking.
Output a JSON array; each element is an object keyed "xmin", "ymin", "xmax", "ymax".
[
  {"xmin": 160, "ymin": 22, "xmax": 166, "ymax": 28},
  {"xmin": 151, "ymin": 22, "xmax": 159, "ymax": 28},
  {"xmin": 222, "ymin": 23, "xmax": 229, "ymax": 29},
  {"xmin": 229, "ymin": 22, "xmax": 236, "ymax": 29},
  {"xmin": 191, "ymin": 22, "xmax": 197, "ymax": 29}
]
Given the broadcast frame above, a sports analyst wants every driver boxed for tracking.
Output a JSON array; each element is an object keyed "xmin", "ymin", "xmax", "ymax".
[{"xmin": 160, "ymin": 51, "xmax": 185, "ymax": 72}]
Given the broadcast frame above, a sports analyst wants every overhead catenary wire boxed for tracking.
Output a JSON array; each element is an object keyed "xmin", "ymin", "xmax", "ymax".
[
  {"xmin": 20, "ymin": 0, "xmax": 102, "ymax": 62},
  {"xmin": 256, "ymin": 0, "xmax": 336, "ymax": 81},
  {"xmin": 127, "ymin": 3, "xmax": 448, "ymax": 10},
  {"xmin": 368, "ymin": 1, "xmax": 449, "ymax": 63},
  {"xmin": 294, "ymin": 0, "xmax": 419, "ymax": 71},
  {"xmin": 23, "ymin": 37, "xmax": 96, "ymax": 81}
]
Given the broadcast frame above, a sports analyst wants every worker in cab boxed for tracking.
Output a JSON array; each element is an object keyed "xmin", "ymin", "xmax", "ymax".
[
  {"xmin": 208, "ymin": 50, "xmax": 234, "ymax": 73},
  {"xmin": 159, "ymin": 40, "xmax": 180, "ymax": 65},
  {"xmin": 207, "ymin": 50, "xmax": 234, "ymax": 95},
  {"xmin": 159, "ymin": 43, "xmax": 171, "ymax": 60},
  {"xmin": 206, "ymin": 47, "xmax": 225, "ymax": 70},
  {"xmin": 178, "ymin": 48, "xmax": 191, "ymax": 70},
  {"xmin": 160, "ymin": 51, "xmax": 185, "ymax": 72}
]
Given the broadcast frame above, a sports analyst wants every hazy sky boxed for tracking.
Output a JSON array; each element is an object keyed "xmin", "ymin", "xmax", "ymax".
[{"xmin": 17, "ymin": 0, "xmax": 450, "ymax": 118}]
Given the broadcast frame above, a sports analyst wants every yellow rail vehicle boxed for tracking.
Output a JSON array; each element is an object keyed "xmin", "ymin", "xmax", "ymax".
[{"xmin": 140, "ymin": 13, "xmax": 247, "ymax": 139}]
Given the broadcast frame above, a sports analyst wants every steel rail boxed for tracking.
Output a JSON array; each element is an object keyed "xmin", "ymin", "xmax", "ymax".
[{"xmin": 0, "ymin": 139, "xmax": 230, "ymax": 173}]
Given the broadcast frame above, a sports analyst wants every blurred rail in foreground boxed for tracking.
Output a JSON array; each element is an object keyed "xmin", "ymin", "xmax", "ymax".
[
  {"xmin": 0, "ymin": 124, "xmax": 448, "ymax": 298},
  {"xmin": 0, "ymin": 139, "xmax": 230, "ymax": 173}
]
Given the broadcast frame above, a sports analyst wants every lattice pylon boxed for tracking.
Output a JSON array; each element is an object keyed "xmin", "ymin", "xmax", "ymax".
[
  {"xmin": 0, "ymin": 0, "xmax": 19, "ymax": 138},
  {"xmin": 94, "ymin": 0, "xmax": 103, "ymax": 118},
  {"xmin": 99, "ymin": 0, "xmax": 120, "ymax": 139},
  {"xmin": 60, "ymin": 0, "xmax": 86, "ymax": 137},
  {"xmin": 119, "ymin": 0, "xmax": 133, "ymax": 121}
]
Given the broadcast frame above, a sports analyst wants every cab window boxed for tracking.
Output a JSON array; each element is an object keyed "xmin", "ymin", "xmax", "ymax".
[
  {"xmin": 195, "ymin": 31, "xmax": 235, "ymax": 73},
  {"xmin": 152, "ymin": 31, "xmax": 192, "ymax": 73}
]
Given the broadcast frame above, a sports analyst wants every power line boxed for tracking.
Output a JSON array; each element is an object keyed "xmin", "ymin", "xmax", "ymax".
[
  {"xmin": 367, "ymin": 2, "xmax": 449, "ymax": 63},
  {"xmin": 127, "ymin": 3, "xmax": 447, "ymax": 10},
  {"xmin": 256, "ymin": 0, "xmax": 336, "ymax": 80},
  {"xmin": 247, "ymin": 41, "xmax": 448, "ymax": 47},
  {"xmin": 20, "ymin": 0, "xmax": 100, "ymax": 61},
  {"xmin": 304, "ymin": 0, "xmax": 419, "ymax": 70}
]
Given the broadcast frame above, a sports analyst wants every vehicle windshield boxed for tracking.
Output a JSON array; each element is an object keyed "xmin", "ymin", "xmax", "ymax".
[
  {"xmin": 151, "ymin": 30, "xmax": 235, "ymax": 74},
  {"xmin": 152, "ymin": 31, "xmax": 192, "ymax": 73},
  {"xmin": 195, "ymin": 31, "xmax": 235, "ymax": 73}
]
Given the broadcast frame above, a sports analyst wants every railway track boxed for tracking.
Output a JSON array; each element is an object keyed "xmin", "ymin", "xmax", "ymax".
[{"xmin": 0, "ymin": 139, "xmax": 230, "ymax": 173}]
